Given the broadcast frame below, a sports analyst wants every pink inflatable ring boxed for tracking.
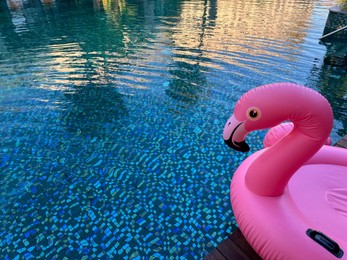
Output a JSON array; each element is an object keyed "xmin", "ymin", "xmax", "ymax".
[{"xmin": 223, "ymin": 83, "xmax": 347, "ymax": 259}]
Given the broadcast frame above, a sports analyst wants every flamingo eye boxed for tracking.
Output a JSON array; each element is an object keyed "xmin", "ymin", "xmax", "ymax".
[
  {"xmin": 247, "ymin": 107, "xmax": 261, "ymax": 120},
  {"xmin": 249, "ymin": 110, "xmax": 258, "ymax": 118}
]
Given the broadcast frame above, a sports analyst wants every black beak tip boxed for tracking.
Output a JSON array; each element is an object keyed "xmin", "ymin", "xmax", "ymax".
[{"xmin": 224, "ymin": 139, "xmax": 250, "ymax": 152}]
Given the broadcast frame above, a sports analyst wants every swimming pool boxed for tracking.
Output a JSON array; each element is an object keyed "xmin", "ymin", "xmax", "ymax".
[{"xmin": 0, "ymin": 0, "xmax": 346, "ymax": 258}]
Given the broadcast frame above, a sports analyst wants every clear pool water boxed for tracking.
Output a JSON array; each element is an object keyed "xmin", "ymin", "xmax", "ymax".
[{"xmin": 0, "ymin": 0, "xmax": 346, "ymax": 258}]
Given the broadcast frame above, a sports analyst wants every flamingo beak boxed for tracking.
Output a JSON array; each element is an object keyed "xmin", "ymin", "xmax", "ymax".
[{"xmin": 223, "ymin": 115, "xmax": 250, "ymax": 152}]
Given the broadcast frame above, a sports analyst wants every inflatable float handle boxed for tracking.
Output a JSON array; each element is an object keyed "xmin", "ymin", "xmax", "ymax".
[{"xmin": 306, "ymin": 229, "xmax": 344, "ymax": 258}]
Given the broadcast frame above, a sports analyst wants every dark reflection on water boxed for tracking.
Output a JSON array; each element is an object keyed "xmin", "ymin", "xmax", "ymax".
[
  {"xmin": 165, "ymin": 0, "xmax": 216, "ymax": 103},
  {"xmin": 166, "ymin": 57, "xmax": 207, "ymax": 103},
  {"xmin": 0, "ymin": 0, "xmax": 346, "ymax": 258},
  {"xmin": 319, "ymin": 51, "xmax": 347, "ymax": 137},
  {"xmin": 308, "ymin": 41, "xmax": 347, "ymax": 139},
  {"xmin": 321, "ymin": 74, "xmax": 347, "ymax": 137},
  {"xmin": 1, "ymin": 0, "xmax": 153, "ymax": 135},
  {"xmin": 63, "ymin": 84, "xmax": 127, "ymax": 135}
]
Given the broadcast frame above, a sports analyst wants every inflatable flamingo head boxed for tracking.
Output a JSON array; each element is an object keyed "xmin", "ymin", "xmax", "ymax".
[{"xmin": 223, "ymin": 82, "xmax": 333, "ymax": 152}]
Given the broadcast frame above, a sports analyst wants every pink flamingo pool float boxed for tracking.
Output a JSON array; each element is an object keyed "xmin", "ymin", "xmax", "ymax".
[{"xmin": 223, "ymin": 82, "xmax": 347, "ymax": 259}]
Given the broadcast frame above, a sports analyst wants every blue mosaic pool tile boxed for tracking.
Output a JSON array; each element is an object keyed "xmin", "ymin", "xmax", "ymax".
[{"xmin": 0, "ymin": 60, "xmax": 246, "ymax": 259}]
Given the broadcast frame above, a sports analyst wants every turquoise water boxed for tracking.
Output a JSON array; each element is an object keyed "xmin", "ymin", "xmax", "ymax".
[{"xmin": 0, "ymin": 0, "xmax": 346, "ymax": 258}]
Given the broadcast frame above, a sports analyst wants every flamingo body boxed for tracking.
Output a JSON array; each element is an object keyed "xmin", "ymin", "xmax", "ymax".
[{"xmin": 223, "ymin": 83, "xmax": 347, "ymax": 259}]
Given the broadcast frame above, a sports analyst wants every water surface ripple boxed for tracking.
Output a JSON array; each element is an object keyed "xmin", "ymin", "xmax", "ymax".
[{"xmin": 0, "ymin": 0, "xmax": 346, "ymax": 258}]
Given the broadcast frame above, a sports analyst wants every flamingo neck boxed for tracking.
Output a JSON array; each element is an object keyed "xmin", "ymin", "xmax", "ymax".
[{"xmin": 245, "ymin": 123, "xmax": 328, "ymax": 197}]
